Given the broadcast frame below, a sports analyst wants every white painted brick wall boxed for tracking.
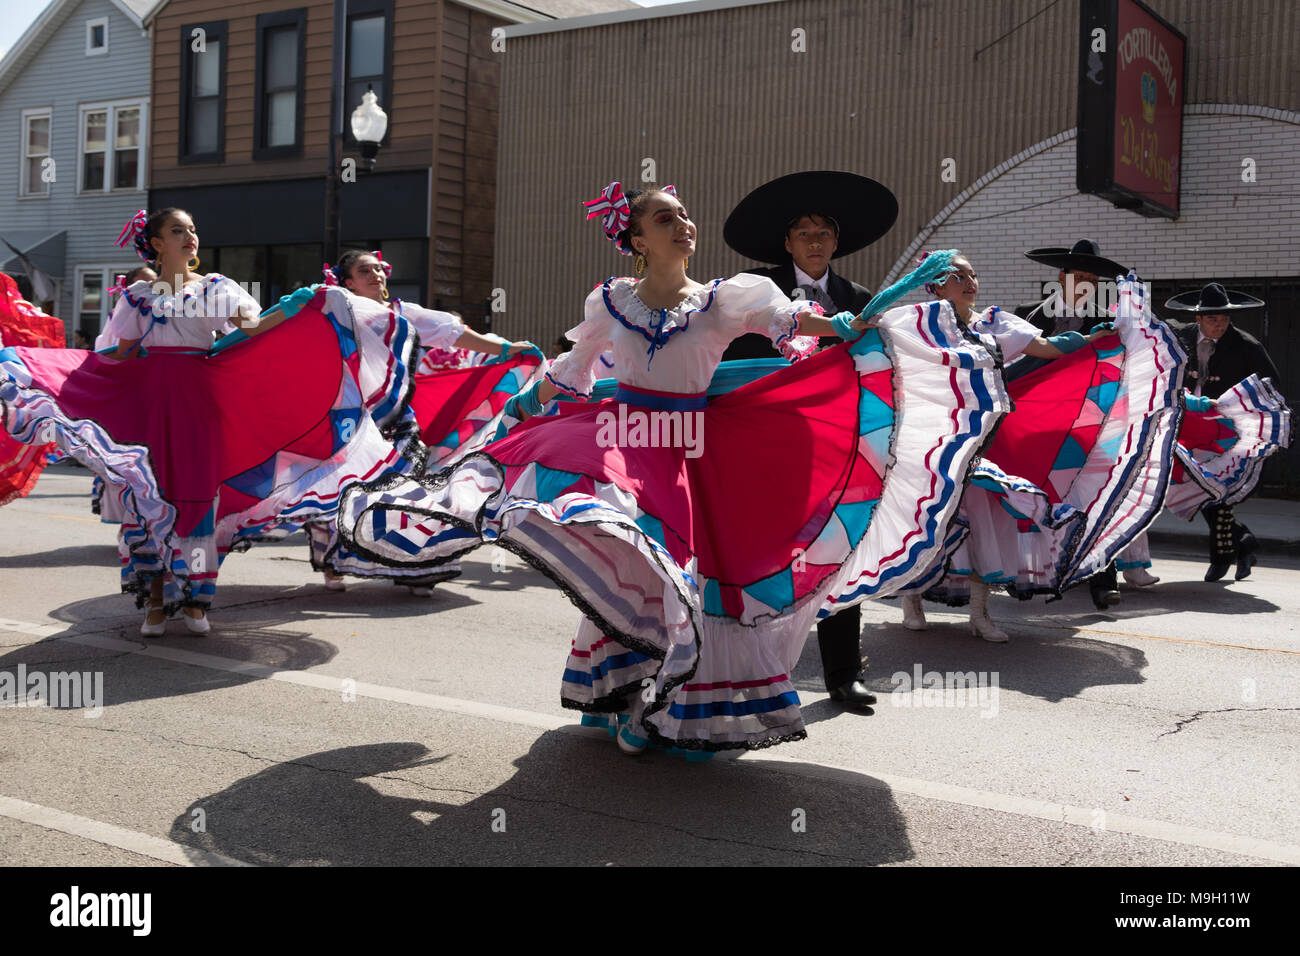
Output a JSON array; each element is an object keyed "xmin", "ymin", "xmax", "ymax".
[{"xmin": 887, "ymin": 110, "xmax": 1300, "ymax": 310}]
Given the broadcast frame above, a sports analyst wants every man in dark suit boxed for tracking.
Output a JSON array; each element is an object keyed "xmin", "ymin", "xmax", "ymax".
[
  {"xmin": 1166, "ymin": 283, "xmax": 1282, "ymax": 582},
  {"xmin": 720, "ymin": 171, "xmax": 898, "ymax": 710},
  {"xmin": 1011, "ymin": 239, "xmax": 1135, "ymax": 608},
  {"xmin": 721, "ymin": 213, "xmax": 873, "ymax": 359}
]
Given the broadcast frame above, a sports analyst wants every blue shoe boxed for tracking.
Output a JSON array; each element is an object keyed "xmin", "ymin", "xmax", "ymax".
[
  {"xmin": 616, "ymin": 722, "xmax": 648, "ymax": 755},
  {"xmin": 580, "ymin": 713, "xmax": 616, "ymax": 738}
]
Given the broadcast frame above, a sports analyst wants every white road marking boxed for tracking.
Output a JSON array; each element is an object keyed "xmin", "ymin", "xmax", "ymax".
[
  {"xmin": 57, "ymin": 632, "xmax": 570, "ymax": 733},
  {"xmin": 0, "ymin": 795, "xmax": 251, "ymax": 867},
  {"xmin": 4, "ymin": 620, "xmax": 1297, "ymax": 865}
]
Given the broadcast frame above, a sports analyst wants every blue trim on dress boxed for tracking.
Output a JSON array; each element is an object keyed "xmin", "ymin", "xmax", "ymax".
[
  {"xmin": 600, "ymin": 277, "xmax": 723, "ymax": 369},
  {"xmin": 613, "ymin": 386, "xmax": 707, "ymax": 410}
]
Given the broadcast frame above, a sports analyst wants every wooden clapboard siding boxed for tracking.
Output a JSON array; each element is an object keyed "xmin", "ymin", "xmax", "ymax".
[
  {"xmin": 148, "ymin": 0, "xmax": 503, "ymax": 316},
  {"xmin": 427, "ymin": 2, "xmax": 506, "ymax": 319},
  {"xmin": 0, "ymin": 0, "xmax": 156, "ymax": 324},
  {"xmin": 150, "ymin": 0, "xmax": 438, "ymax": 187},
  {"xmin": 494, "ymin": 0, "xmax": 1300, "ymax": 352}
]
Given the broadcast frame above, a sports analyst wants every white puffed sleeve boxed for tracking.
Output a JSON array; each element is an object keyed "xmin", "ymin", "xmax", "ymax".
[
  {"xmin": 971, "ymin": 306, "xmax": 1041, "ymax": 362},
  {"xmin": 401, "ymin": 301, "xmax": 469, "ymax": 352},
  {"xmin": 104, "ymin": 281, "xmax": 156, "ymax": 343},
  {"xmin": 712, "ymin": 274, "xmax": 814, "ymax": 354},
  {"xmin": 209, "ymin": 276, "xmax": 262, "ymax": 335},
  {"xmin": 544, "ymin": 284, "xmax": 616, "ymax": 400}
]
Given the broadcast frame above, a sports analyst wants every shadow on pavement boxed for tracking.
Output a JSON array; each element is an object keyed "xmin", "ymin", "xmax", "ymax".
[
  {"xmin": 789, "ymin": 614, "xmax": 1148, "ymax": 709},
  {"xmin": 0, "ymin": 544, "xmax": 121, "ymax": 569},
  {"xmin": 2, "ymin": 591, "xmax": 339, "ymax": 709},
  {"xmin": 168, "ymin": 735, "xmax": 913, "ymax": 866}
]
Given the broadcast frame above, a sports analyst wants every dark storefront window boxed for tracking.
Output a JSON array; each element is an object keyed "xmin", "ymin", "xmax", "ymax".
[
  {"xmin": 207, "ymin": 244, "xmax": 321, "ymax": 307},
  {"xmin": 341, "ymin": 238, "xmax": 426, "ymax": 306}
]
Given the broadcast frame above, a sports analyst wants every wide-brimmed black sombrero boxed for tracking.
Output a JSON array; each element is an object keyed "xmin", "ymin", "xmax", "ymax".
[
  {"xmin": 1165, "ymin": 282, "xmax": 1265, "ymax": 313},
  {"xmin": 723, "ymin": 171, "xmax": 898, "ymax": 264},
  {"xmin": 1024, "ymin": 239, "xmax": 1128, "ymax": 277}
]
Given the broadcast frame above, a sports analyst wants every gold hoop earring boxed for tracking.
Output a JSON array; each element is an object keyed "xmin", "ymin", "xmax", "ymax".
[
  {"xmin": 634, "ymin": 254, "xmax": 646, "ymax": 277},
  {"xmin": 187, "ymin": 256, "xmax": 200, "ymax": 272},
  {"xmin": 683, "ymin": 257, "xmax": 689, "ymax": 272},
  {"xmin": 381, "ymin": 287, "xmax": 390, "ymax": 301}
]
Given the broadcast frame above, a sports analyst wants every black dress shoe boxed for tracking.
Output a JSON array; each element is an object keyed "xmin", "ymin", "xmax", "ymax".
[
  {"xmin": 828, "ymin": 680, "xmax": 877, "ymax": 707},
  {"xmin": 1204, "ymin": 560, "xmax": 1231, "ymax": 582},
  {"xmin": 1234, "ymin": 534, "xmax": 1259, "ymax": 580},
  {"xmin": 1089, "ymin": 579, "xmax": 1120, "ymax": 609}
]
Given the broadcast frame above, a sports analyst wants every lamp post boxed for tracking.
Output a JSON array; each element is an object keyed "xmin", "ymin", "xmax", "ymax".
[
  {"xmin": 324, "ymin": 2, "xmax": 387, "ymax": 268},
  {"xmin": 323, "ymin": 0, "xmax": 347, "ymax": 267},
  {"xmin": 351, "ymin": 86, "xmax": 388, "ymax": 173}
]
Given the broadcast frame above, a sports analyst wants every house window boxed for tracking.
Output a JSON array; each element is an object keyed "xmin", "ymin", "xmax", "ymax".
[
  {"xmin": 81, "ymin": 102, "xmax": 146, "ymax": 192},
  {"xmin": 79, "ymin": 272, "xmax": 104, "ymax": 340},
  {"xmin": 86, "ymin": 17, "xmax": 108, "ymax": 56},
  {"xmin": 345, "ymin": 0, "xmax": 392, "ymax": 145},
  {"xmin": 21, "ymin": 109, "xmax": 51, "ymax": 197},
  {"xmin": 254, "ymin": 10, "xmax": 306, "ymax": 157},
  {"xmin": 180, "ymin": 21, "xmax": 226, "ymax": 162}
]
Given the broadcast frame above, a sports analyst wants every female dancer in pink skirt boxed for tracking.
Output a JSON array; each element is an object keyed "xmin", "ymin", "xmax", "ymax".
[{"xmin": 340, "ymin": 183, "xmax": 1011, "ymax": 754}]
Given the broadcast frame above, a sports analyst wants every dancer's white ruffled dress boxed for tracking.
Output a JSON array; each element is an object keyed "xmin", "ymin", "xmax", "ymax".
[{"xmin": 341, "ymin": 274, "xmax": 1009, "ymax": 750}]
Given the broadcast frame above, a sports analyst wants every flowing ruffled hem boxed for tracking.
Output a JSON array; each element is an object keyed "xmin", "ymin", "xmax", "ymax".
[
  {"xmin": 1, "ymin": 288, "xmax": 420, "ymax": 614},
  {"xmin": 0, "ymin": 432, "xmax": 53, "ymax": 507},
  {"xmin": 299, "ymin": 353, "xmax": 544, "ymax": 581},
  {"xmin": 899, "ymin": 282, "xmax": 1186, "ymax": 598},
  {"xmin": 340, "ymin": 303, "xmax": 1008, "ymax": 749},
  {"xmin": 1165, "ymin": 376, "xmax": 1291, "ymax": 520}
]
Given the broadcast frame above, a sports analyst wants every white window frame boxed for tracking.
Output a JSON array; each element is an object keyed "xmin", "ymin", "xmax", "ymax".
[
  {"xmin": 85, "ymin": 17, "xmax": 109, "ymax": 56},
  {"xmin": 77, "ymin": 99, "xmax": 148, "ymax": 194},
  {"xmin": 76, "ymin": 264, "xmax": 138, "ymax": 338},
  {"xmin": 19, "ymin": 107, "xmax": 52, "ymax": 199}
]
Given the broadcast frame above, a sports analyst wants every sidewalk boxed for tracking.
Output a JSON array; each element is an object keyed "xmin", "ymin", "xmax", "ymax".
[{"xmin": 1147, "ymin": 497, "xmax": 1300, "ymax": 558}]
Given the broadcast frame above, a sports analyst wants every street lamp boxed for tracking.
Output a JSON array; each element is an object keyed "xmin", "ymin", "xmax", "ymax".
[{"xmin": 350, "ymin": 86, "xmax": 388, "ymax": 174}]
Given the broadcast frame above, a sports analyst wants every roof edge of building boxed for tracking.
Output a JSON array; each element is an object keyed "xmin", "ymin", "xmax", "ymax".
[{"xmin": 502, "ymin": 0, "xmax": 784, "ymax": 37}]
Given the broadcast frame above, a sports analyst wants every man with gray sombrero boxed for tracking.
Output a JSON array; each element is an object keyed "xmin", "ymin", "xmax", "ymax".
[
  {"xmin": 721, "ymin": 170, "xmax": 898, "ymax": 712},
  {"xmin": 1015, "ymin": 239, "xmax": 1137, "ymax": 607},
  {"xmin": 1014, "ymin": 238, "xmax": 1130, "ymax": 336},
  {"xmin": 1167, "ymin": 282, "xmax": 1282, "ymax": 582}
]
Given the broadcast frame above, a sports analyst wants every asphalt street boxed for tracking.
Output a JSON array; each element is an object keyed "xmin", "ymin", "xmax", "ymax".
[{"xmin": 2, "ymin": 463, "xmax": 1297, "ymax": 867}]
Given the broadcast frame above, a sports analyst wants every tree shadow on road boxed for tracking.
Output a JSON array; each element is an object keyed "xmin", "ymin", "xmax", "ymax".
[
  {"xmin": 1050, "ymin": 580, "xmax": 1280, "ymax": 619},
  {"xmin": 0, "ymin": 544, "xmax": 120, "ymax": 569},
  {"xmin": 167, "ymin": 734, "xmax": 914, "ymax": 866},
  {"xmin": 2, "ymin": 591, "xmax": 339, "ymax": 710},
  {"xmin": 789, "ymin": 615, "xmax": 1148, "ymax": 709}
]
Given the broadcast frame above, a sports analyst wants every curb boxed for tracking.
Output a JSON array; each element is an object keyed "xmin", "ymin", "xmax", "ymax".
[{"xmin": 1146, "ymin": 528, "xmax": 1300, "ymax": 560}]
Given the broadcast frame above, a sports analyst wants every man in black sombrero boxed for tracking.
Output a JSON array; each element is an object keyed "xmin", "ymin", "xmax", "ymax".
[
  {"xmin": 721, "ymin": 170, "xmax": 898, "ymax": 711},
  {"xmin": 1014, "ymin": 238, "xmax": 1130, "ymax": 337},
  {"xmin": 1014, "ymin": 239, "xmax": 1136, "ymax": 608},
  {"xmin": 1167, "ymin": 282, "xmax": 1282, "ymax": 582}
]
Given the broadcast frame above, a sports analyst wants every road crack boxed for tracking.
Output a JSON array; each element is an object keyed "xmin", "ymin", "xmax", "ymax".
[{"xmin": 1156, "ymin": 707, "xmax": 1300, "ymax": 740}]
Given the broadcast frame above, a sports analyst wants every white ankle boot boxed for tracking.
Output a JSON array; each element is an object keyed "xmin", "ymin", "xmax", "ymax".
[
  {"xmin": 968, "ymin": 579, "xmax": 1008, "ymax": 643},
  {"xmin": 901, "ymin": 595, "xmax": 928, "ymax": 630},
  {"xmin": 1122, "ymin": 566, "xmax": 1159, "ymax": 587}
]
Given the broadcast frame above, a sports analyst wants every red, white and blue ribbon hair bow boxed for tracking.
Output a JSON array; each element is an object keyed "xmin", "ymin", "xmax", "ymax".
[
  {"xmin": 116, "ymin": 209, "xmax": 152, "ymax": 262},
  {"xmin": 584, "ymin": 182, "xmax": 634, "ymax": 254},
  {"xmin": 321, "ymin": 263, "xmax": 340, "ymax": 286},
  {"xmin": 371, "ymin": 250, "xmax": 393, "ymax": 277}
]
